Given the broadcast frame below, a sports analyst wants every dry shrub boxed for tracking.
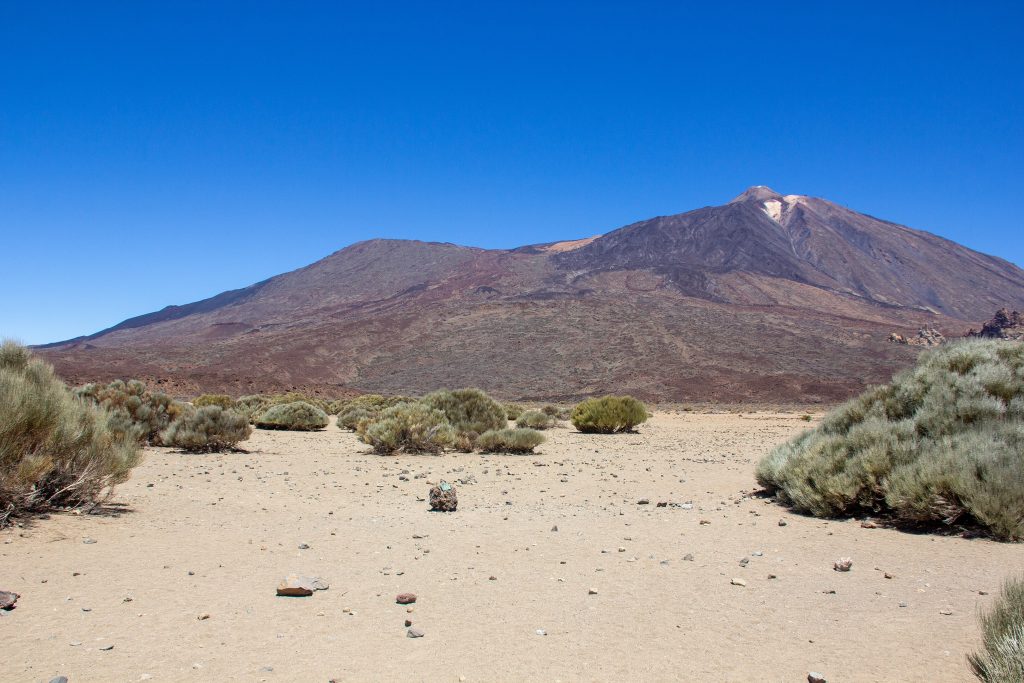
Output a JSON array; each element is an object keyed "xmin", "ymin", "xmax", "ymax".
[
  {"xmin": 504, "ymin": 403, "xmax": 524, "ymax": 420},
  {"xmin": 1, "ymin": 342, "xmax": 141, "ymax": 523},
  {"xmin": 235, "ymin": 394, "xmax": 272, "ymax": 422},
  {"xmin": 75, "ymin": 379, "xmax": 183, "ymax": 445},
  {"xmin": 193, "ymin": 394, "xmax": 235, "ymax": 409},
  {"xmin": 255, "ymin": 401, "xmax": 329, "ymax": 431},
  {"xmin": 359, "ymin": 403, "xmax": 454, "ymax": 455},
  {"xmin": 756, "ymin": 340, "xmax": 1024, "ymax": 539},
  {"xmin": 336, "ymin": 395, "xmax": 414, "ymax": 430},
  {"xmin": 476, "ymin": 428, "xmax": 545, "ymax": 454},
  {"xmin": 516, "ymin": 410, "xmax": 558, "ymax": 430},
  {"xmin": 969, "ymin": 575, "xmax": 1024, "ymax": 681},
  {"xmin": 421, "ymin": 388, "xmax": 506, "ymax": 443},
  {"xmin": 570, "ymin": 395, "xmax": 649, "ymax": 434},
  {"xmin": 160, "ymin": 405, "xmax": 252, "ymax": 452}
]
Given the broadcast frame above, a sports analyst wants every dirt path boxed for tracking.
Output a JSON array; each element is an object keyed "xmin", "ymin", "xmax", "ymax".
[{"xmin": 4, "ymin": 412, "xmax": 1020, "ymax": 682}]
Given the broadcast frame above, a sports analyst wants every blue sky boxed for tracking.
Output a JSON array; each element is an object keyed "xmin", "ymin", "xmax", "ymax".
[{"xmin": 2, "ymin": 1, "xmax": 1022, "ymax": 344}]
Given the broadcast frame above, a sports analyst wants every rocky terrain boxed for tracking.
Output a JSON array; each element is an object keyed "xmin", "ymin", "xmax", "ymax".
[
  {"xmin": 4, "ymin": 413, "xmax": 1019, "ymax": 682},
  {"xmin": 37, "ymin": 187, "xmax": 1024, "ymax": 403},
  {"xmin": 968, "ymin": 308, "xmax": 1024, "ymax": 341}
]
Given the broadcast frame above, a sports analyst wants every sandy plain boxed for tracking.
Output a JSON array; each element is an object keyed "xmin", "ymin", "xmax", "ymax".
[{"xmin": 4, "ymin": 412, "xmax": 1022, "ymax": 682}]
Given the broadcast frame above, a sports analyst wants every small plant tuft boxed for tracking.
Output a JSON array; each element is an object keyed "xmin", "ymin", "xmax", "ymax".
[
  {"xmin": 969, "ymin": 575, "xmax": 1024, "ymax": 681},
  {"xmin": 193, "ymin": 394, "xmax": 235, "ymax": 410},
  {"xmin": 476, "ymin": 428, "xmax": 545, "ymax": 454},
  {"xmin": 570, "ymin": 396, "xmax": 649, "ymax": 434}
]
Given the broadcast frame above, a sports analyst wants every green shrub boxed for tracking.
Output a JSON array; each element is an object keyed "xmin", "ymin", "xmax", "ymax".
[
  {"xmin": 255, "ymin": 401, "xmax": 329, "ymax": 431},
  {"xmin": 969, "ymin": 575, "xmax": 1024, "ymax": 681},
  {"xmin": 160, "ymin": 406, "xmax": 252, "ymax": 452},
  {"xmin": 193, "ymin": 394, "xmax": 235, "ymax": 409},
  {"xmin": 504, "ymin": 403, "xmax": 524, "ymax": 420},
  {"xmin": 516, "ymin": 410, "xmax": 558, "ymax": 430},
  {"xmin": 75, "ymin": 379, "xmax": 182, "ymax": 445},
  {"xmin": 264, "ymin": 392, "xmax": 331, "ymax": 413},
  {"xmin": 1, "ymin": 342, "xmax": 141, "ymax": 522},
  {"xmin": 756, "ymin": 340, "xmax": 1024, "ymax": 539},
  {"xmin": 421, "ymin": 388, "xmax": 506, "ymax": 442},
  {"xmin": 335, "ymin": 395, "xmax": 414, "ymax": 429},
  {"xmin": 570, "ymin": 395, "xmax": 649, "ymax": 434},
  {"xmin": 337, "ymin": 405, "xmax": 375, "ymax": 431},
  {"xmin": 235, "ymin": 394, "xmax": 272, "ymax": 423},
  {"xmin": 359, "ymin": 403, "xmax": 454, "ymax": 454},
  {"xmin": 476, "ymin": 428, "xmax": 545, "ymax": 454}
]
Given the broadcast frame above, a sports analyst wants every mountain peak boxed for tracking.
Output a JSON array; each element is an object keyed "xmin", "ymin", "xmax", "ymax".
[{"xmin": 730, "ymin": 185, "xmax": 783, "ymax": 203}]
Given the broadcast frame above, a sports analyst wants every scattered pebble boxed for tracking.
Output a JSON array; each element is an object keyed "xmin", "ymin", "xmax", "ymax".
[
  {"xmin": 396, "ymin": 593, "xmax": 417, "ymax": 604},
  {"xmin": 834, "ymin": 558, "xmax": 853, "ymax": 572},
  {"xmin": 407, "ymin": 627, "xmax": 425, "ymax": 638},
  {"xmin": 731, "ymin": 578, "xmax": 747, "ymax": 587},
  {"xmin": 808, "ymin": 673, "xmax": 827, "ymax": 683}
]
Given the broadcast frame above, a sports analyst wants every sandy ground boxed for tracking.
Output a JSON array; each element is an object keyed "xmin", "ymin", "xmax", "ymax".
[{"xmin": 4, "ymin": 412, "xmax": 1022, "ymax": 683}]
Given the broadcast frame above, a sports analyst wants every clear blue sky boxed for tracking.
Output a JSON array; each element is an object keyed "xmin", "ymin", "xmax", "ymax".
[{"xmin": 2, "ymin": 1, "xmax": 1022, "ymax": 344}]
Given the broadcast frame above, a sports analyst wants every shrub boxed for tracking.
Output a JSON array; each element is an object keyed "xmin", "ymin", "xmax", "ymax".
[
  {"xmin": 969, "ymin": 575, "xmax": 1024, "ymax": 681},
  {"xmin": 756, "ymin": 340, "xmax": 1024, "ymax": 539},
  {"xmin": 160, "ymin": 406, "xmax": 252, "ymax": 452},
  {"xmin": 476, "ymin": 428, "xmax": 545, "ymax": 454},
  {"xmin": 193, "ymin": 394, "xmax": 234, "ymax": 409},
  {"xmin": 335, "ymin": 395, "xmax": 414, "ymax": 429},
  {"xmin": 359, "ymin": 403, "xmax": 454, "ymax": 454},
  {"xmin": 1, "ymin": 342, "xmax": 141, "ymax": 523},
  {"xmin": 421, "ymin": 388, "xmax": 506, "ymax": 442},
  {"xmin": 265, "ymin": 392, "xmax": 331, "ymax": 413},
  {"xmin": 75, "ymin": 379, "xmax": 182, "ymax": 445},
  {"xmin": 541, "ymin": 404, "xmax": 568, "ymax": 419},
  {"xmin": 235, "ymin": 394, "xmax": 272, "ymax": 422},
  {"xmin": 255, "ymin": 401, "xmax": 329, "ymax": 431},
  {"xmin": 516, "ymin": 410, "xmax": 558, "ymax": 430},
  {"xmin": 504, "ymin": 403, "xmax": 524, "ymax": 420},
  {"xmin": 338, "ymin": 405, "xmax": 375, "ymax": 431},
  {"xmin": 570, "ymin": 396, "xmax": 649, "ymax": 434}
]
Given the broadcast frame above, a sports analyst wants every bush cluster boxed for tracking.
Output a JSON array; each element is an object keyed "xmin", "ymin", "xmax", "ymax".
[
  {"xmin": 516, "ymin": 410, "xmax": 558, "ymax": 430},
  {"xmin": 255, "ymin": 401, "xmax": 329, "ymax": 431},
  {"xmin": 756, "ymin": 340, "xmax": 1024, "ymax": 540},
  {"xmin": 969, "ymin": 575, "xmax": 1024, "ymax": 681},
  {"xmin": 570, "ymin": 396, "xmax": 649, "ymax": 434},
  {"xmin": 476, "ymin": 428, "xmax": 545, "ymax": 453},
  {"xmin": 75, "ymin": 379, "xmax": 184, "ymax": 445},
  {"xmin": 1, "ymin": 342, "xmax": 141, "ymax": 523},
  {"xmin": 504, "ymin": 403, "xmax": 524, "ymax": 420},
  {"xmin": 359, "ymin": 402, "xmax": 454, "ymax": 454},
  {"xmin": 160, "ymin": 405, "xmax": 252, "ymax": 452},
  {"xmin": 337, "ymin": 394, "xmax": 414, "ymax": 430}
]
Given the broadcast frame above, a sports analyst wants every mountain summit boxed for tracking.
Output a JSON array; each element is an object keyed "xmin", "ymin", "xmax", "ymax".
[{"xmin": 39, "ymin": 189, "xmax": 1024, "ymax": 402}]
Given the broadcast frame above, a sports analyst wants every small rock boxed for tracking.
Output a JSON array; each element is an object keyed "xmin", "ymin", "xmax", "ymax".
[
  {"xmin": 808, "ymin": 673, "xmax": 827, "ymax": 683},
  {"xmin": 197, "ymin": 613, "xmax": 210, "ymax": 620},
  {"xmin": 860, "ymin": 520, "xmax": 878, "ymax": 529},
  {"xmin": 884, "ymin": 572, "xmax": 894, "ymax": 579},
  {"xmin": 738, "ymin": 558, "xmax": 749, "ymax": 567},
  {"xmin": 396, "ymin": 593, "xmax": 417, "ymax": 604},
  {"xmin": 730, "ymin": 578, "xmax": 747, "ymax": 587},
  {"xmin": 778, "ymin": 519, "xmax": 787, "ymax": 526},
  {"xmin": 405, "ymin": 619, "xmax": 412, "ymax": 627},
  {"xmin": 276, "ymin": 574, "xmax": 327, "ymax": 597},
  {"xmin": 834, "ymin": 558, "xmax": 853, "ymax": 572},
  {"xmin": 0, "ymin": 591, "xmax": 19, "ymax": 610},
  {"xmin": 588, "ymin": 588, "xmax": 598, "ymax": 595},
  {"xmin": 535, "ymin": 629, "xmax": 547, "ymax": 636},
  {"xmin": 939, "ymin": 608, "xmax": 953, "ymax": 615},
  {"xmin": 618, "ymin": 547, "xmax": 626, "ymax": 553},
  {"xmin": 551, "ymin": 525, "xmax": 558, "ymax": 532},
  {"xmin": 99, "ymin": 644, "xmax": 114, "ymax": 651},
  {"xmin": 683, "ymin": 553, "xmax": 694, "ymax": 561},
  {"xmin": 656, "ymin": 501, "xmax": 668, "ymax": 508},
  {"xmin": 637, "ymin": 499, "xmax": 650, "ymax": 505},
  {"xmin": 699, "ymin": 519, "xmax": 710, "ymax": 525},
  {"xmin": 298, "ymin": 543, "xmax": 310, "ymax": 550},
  {"xmin": 82, "ymin": 538, "xmax": 97, "ymax": 544},
  {"xmin": 429, "ymin": 481, "xmax": 458, "ymax": 512},
  {"xmin": 407, "ymin": 627, "xmax": 425, "ymax": 638},
  {"xmin": 489, "ymin": 576, "xmax": 497, "ymax": 581},
  {"xmin": 49, "ymin": 677, "xmax": 69, "ymax": 683},
  {"xmin": 899, "ymin": 601, "xmax": 908, "ymax": 608}
]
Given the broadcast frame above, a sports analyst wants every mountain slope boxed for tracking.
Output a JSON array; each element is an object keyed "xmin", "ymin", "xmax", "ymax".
[{"xmin": 38, "ymin": 188, "xmax": 1024, "ymax": 403}]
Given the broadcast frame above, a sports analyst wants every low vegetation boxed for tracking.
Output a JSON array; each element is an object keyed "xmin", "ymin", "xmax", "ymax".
[
  {"xmin": 1, "ymin": 342, "xmax": 142, "ymax": 523},
  {"xmin": 255, "ymin": 401, "xmax": 329, "ymax": 431},
  {"xmin": 421, "ymin": 388, "xmax": 506, "ymax": 444},
  {"xmin": 756, "ymin": 340, "xmax": 1024, "ymax": 540},
  {"xmin": 193, "ymin": 393, "xmax": 235, "ymax": 409},
  {"xmin": 75, "ymin": 379, "xmax": 184, "ymax": 445},
  {"xmin": 516, "ymin": 409, "xmax": 558, "ymax": 429},
  {"xmin": 476, "ymin": 427, "xmax": 545, "ymax": 453},
  {"xmin": 235, "ymin": 394, "xmax": 272, "ymax": 422},
  {"xmin": 570, "ymin": 395, "xmax": 649, "ymax": 434},
  {"xmin": 160, "ymin": 405, "xmax": 252, "ymax": 452},
  {"xmin": 503, "ymin": 403, "xmax": 524, "ymax": 420},
  {"xmin": 969, "ymin": 575, "xmax": 1024, "ymax": 681},
  {"xmin": 359, "ymin": 402, "xmax": 454, "ymax": 454},
  {"xmin": 336, "ymin": 394, "xmax": 414, "ymax": 430}
]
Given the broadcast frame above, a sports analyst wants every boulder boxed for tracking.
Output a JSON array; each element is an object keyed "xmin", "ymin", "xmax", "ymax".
[{"xmin": 429, "ymin": 481, "xmax": 458, "ymax": 512}]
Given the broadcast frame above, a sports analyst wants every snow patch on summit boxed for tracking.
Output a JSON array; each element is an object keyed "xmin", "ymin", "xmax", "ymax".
[{"xmin": 763, "ymin": 200, "xmax": 782, "ymax": 222}]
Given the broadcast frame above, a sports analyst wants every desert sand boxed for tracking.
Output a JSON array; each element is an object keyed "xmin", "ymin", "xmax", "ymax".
[{"xmin": 5, "ymin": 412, "xmax": 1021, "ymax": 682}]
